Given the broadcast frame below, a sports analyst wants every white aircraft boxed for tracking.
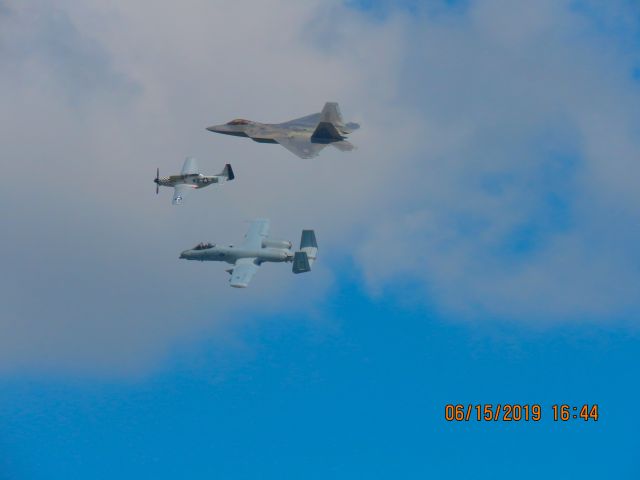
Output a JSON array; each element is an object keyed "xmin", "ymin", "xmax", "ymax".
[
  {"xmin": 207, "ymin": 102, "xmax": 360, "ymax": 159},
  {"xmin": 154, "ymin": 157, "xmax": 234, "ymax": 205},
  {"xmin": 179, "ymin": 219, "xmax": 318, "ymax": 288}
]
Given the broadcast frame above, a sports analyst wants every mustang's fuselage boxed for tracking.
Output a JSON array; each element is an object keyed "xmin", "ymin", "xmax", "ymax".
[{"xmin": 156, "ymin": 173, "xmax": 219, "ymax": 189}]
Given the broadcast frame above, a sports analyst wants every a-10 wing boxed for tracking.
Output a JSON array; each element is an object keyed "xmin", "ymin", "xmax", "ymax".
[
  {"xmin": 229, "ymin": 219, "xmax": 271, "ymax": 286},
  {"xmin": 229, "ymin": 257, "xmax": 260, "ymax": 288},
  {"xmin": 242, "ymin": 219, "xmax": 270, "ymax": 249}
]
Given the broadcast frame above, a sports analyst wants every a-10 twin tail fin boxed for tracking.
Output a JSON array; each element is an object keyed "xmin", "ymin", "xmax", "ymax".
[{"xmin": 292, "ymin": 230, "xmax": 318, "ymax": 274}]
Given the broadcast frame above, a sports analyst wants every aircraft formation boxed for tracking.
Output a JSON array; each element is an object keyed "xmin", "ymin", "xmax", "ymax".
[{"xmin": 156, "ymin": 102, "xmax": 359, "ymax": 288}]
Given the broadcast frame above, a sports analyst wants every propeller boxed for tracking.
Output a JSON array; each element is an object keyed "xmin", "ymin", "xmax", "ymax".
[{"xmin": 154, "ymin": 167, "xmax": 159, "ymax": 194}]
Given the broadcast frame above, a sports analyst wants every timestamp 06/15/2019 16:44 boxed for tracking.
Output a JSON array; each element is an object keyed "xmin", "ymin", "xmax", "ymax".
[{"xmin": 444, "ymin": 404, "xmax": 599, "ymax": 423}]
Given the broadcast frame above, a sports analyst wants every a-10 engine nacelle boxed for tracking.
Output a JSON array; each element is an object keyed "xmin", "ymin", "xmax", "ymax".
[{"xmin": 262, "ymin": 238, "xmax": 292, "ymax": 249}]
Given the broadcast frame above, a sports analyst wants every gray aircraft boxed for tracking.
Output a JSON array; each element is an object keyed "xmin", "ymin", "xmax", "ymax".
[
  {"xmin": 154, "ymin": 157, "xmax": 234, "ymax": 205},
  {"xmin": 179, "ymin": 219, "xmax": 318, "ymax": 288},
  {"xmin": 206, "ymin": 102, "xmax": 360, "ymax": 159}
]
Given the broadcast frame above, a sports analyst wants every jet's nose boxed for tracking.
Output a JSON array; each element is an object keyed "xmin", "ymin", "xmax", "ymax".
[
  {"xmin": 179, "ymin": 250, "xmax": 191, "ymax": 259},
  {"xmin": 206, "ymin": 124, "xmax": 226, "ymax": 133}
]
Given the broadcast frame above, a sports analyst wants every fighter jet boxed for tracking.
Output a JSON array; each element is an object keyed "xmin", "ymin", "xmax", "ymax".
[
  {"xmin": 179, "ymin": 219, "xmax": 318, "ymax": 288},
  {"xmin": 206, "ymin": 102, "xmax": 360, "ymax": 159},
  {"xmin": 154, "ymin": 157, "xmax": 234, "ymax": 205}
]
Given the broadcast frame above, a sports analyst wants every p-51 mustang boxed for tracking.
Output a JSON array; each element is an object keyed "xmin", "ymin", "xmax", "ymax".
[
  {"xmin": 206, "ymin": 102, "xmax": 360, "ymax": 159},
  {"xmin": 179, "ymin": 219, "xmax": 318, "ymax": 288},
  {"xmin": 154, "ymin": 157, "xmax": 235, "ymax": 205}
]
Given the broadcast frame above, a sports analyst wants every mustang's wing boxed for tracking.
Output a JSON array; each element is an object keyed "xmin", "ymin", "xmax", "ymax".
[
  {"xmin": 279, "ymin": 112, "xmax": 321, "ymax": 128},
  {"xmin": 181, "ymin": 157, "xmax": 199, "ymax": 175},
  {"xmin": 242, "ymin": 219, "xmax": 270, "ymax": 249},
  {"xmin": 229, "ymin": 257, "xmax": 260, "ymax": 288},
  {"xmin": 172, "ymin": 184, "xmax": 195, "ymax": 205},
  {"xmin": 273, "ymin": 136, "xmax": 327, "ymax": 159}
]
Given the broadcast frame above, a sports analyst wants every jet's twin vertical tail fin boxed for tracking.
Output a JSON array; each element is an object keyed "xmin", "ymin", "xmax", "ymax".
[
  {"xmin": 311, "ymin": 102, "xmax": 345, "ymax": 142},
  {"xmin": 319, "ymin": 102, "xmax": 344, "ymax": 125}
]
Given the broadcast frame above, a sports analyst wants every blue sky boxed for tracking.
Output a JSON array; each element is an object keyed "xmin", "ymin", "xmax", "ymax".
[
  {"xmin": 2, "ymin": 281, "xmax": 639, "ymax": 478},
  {"xmin": 2, "ymin": 0, "xmax": 640, "ymax": 478}
]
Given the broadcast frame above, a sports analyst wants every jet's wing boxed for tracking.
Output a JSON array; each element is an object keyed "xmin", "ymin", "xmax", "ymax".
[
  {"xmin": 273, "ymin": 136, "xmax": 327, "ymax": 159},
  {"xmin": 172, "ymin": 184, "xmax": 195, "ymax": 205},
  {"xmin": 242, "ymin": 218, "xmax": 270, "ymax": 249},
  {"xmin": 229, "ymin": 257, "xmax": 260, "ymax": 288},
  {"xmin": 279, "ymin": 112, "xmax": 321, "ymax": 128},
  {"xmin": 181, "ymin": 157, "xmax": 199, "ymax": 175}
]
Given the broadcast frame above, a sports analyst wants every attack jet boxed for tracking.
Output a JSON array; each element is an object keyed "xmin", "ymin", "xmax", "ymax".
[
  {"xmin": 179, "ymin": 219, "xmax": 318, "ymax": 288},
  {"xmin": 154, "ymin": 157, "xmax": 234, "ymax": 205},
  {"xmin": 206, "ymin": 102, "xmax": 360, "ymax": 159}
]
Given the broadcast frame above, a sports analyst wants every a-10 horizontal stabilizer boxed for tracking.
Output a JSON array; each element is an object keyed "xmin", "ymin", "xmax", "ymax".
[{"xmin": 292, "ymin": 251, "xmax": 311, "ymax": 274}]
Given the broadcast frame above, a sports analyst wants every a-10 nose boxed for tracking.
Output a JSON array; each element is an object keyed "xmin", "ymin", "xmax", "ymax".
[{"xmin": 179, "ymin": 250, "xmax": 191, "ymax": 259}]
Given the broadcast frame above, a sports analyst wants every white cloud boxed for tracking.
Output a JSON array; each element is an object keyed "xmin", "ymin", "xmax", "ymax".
[
  {"xmin": 357, "ymin": 0, "xmax": 640, "ymax": 322},
  {"xmin": 0, "ymin": 0, "xmax": 409, "ymax": 375},
  {"xmin": 1, "ymin": 0, "xmax": 639, "ymax": 375}
]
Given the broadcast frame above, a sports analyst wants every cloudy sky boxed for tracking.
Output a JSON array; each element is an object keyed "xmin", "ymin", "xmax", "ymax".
[{"xmin": 1, "ymin": 0, "xmax": 639, "ymax": 477}]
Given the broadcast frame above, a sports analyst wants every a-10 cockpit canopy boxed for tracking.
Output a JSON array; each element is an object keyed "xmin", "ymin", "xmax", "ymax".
[
  {"xmin": 194, "ymin": 242, "xmax": 215, "ymax": 250},
  {"xmin": 226, "ymin": 119, "xmax": 251, "ymax": 126}
]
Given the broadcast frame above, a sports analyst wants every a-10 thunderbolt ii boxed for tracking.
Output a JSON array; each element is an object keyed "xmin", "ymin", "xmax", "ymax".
[
  {"xmin": 206, "ymin": 102, "xmax": 360, "ymax": 159},
  {"xmin": 179, "ymin": 219, "xmax": 318, "ymax": 288},
  {"xmin": 154, "ymin": 157, "xmax": 235, "ymax": 205}
]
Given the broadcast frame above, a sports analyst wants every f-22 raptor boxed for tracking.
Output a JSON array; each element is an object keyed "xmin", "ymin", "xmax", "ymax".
[
  {"xmin": 206, "ymin": 102, "xmax": 360, "ymax": 159},
  {"xmin": 179, "ymin": 219, "xmax": 318, "ymax": 288},
  {"xmin": 154, "ymin": 157, "xmax": 234, "ymax": 205}
]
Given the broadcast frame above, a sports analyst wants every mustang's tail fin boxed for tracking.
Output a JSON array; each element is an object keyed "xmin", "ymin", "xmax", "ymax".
[
  {"xmin": 217, "ymin": 164, "xmax": 235, "ymax": 183},
  {"xmin": 292, "ymin": 230, "xmax": 318, "ymax": 274},
  {"xmin": 311, "ymin": 102, "xmax": 345, "ymax": 143}
]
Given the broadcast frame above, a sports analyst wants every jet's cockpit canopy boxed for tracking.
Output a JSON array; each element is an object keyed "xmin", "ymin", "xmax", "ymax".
[
  {"xmin": 194, "ymin": 242, "xmax": 214, "ymax": 250},
  {"xmin": 227, "ymin": 119, "xmax": 251, "ymax": 126}
]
